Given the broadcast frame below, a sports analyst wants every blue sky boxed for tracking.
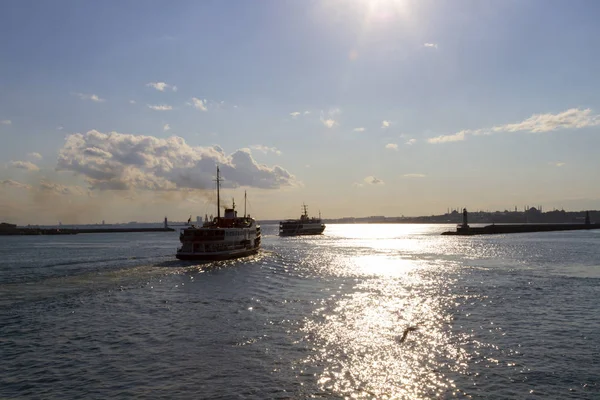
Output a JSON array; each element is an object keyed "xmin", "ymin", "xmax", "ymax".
[{"xmin": 1, "ymin": 0, "xmax": 600, "ymax": 224}]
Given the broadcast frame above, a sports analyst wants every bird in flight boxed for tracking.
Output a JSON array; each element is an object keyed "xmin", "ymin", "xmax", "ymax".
[{"xmin": 398, "ymin": 326, "xmax": 418, "ymax": 343}]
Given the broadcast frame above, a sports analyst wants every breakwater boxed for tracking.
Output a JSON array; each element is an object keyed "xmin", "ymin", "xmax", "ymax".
[
  {"xmin": 0, "ymin": 227, "xmax": 175, "ymax": 236},
  {"xmin": 442, "ymin": 223, "xmax": 600, "ymax": 236},
  {"xmin": 442, "ymin": 208, "xmax": 600, "ymax": 235}
]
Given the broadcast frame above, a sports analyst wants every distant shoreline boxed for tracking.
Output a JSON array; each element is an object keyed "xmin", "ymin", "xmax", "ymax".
[{"xmin": 3, "ymin": 209, "xmax": 598, "ymax": 228}]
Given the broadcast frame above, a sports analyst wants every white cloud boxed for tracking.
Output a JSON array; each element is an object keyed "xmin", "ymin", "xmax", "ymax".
[
  {"xmin": 496, "ymin": 108, "xmax": 600, "ymax": 133},
  {"xmin": 381, "ymin": 120, "xmax": 391, "ymax": 129},
  {"xmin": 428, "ymin": 130, "xmax": 468, "ymax": 144},
  {"xmin": 147, "ymin": 104, "xmax": 173, "ymax": 111},
  {"xmin": 290, "ymin": 111, "xmax": 301, "ymax": 118},
  {"xmin": 321, "ymin": 118, "xmax": 337, "ymax": 128},
  {"xmin": 363, "ymin": 176, "xmax": 384, "ymax": 185},
  {"xmin": 1, "ymin": 179, "xmax": 32, "ymax": 190},
  {"xmin": 385, "ymin": 143, "xmax": 398, "ymax": 150},
  {"xmin": 9, "ymin": 160, "xmax": 40, "ymax": 171},
  {"xmin": 1, "ymin": 119, "xmax": 11, "ymax": 125},
  {"xmin": 57, "ymin": 126, "xmax": 64, "ymax": 130},
  {"xmin": 146, "ymin": 82, "xmax": 177, "ymax": 92},
  {"xmin": 406, "ymin": 138, "xmax": 417, "ymax": 145},
  {"xmin": 352, "ymin": 182, "xmax": 364, "ymax": 188},
  {"xmin": 129, "ymin": 100, "xmax": 136, "ymax": 104},
  {"xmin": 428, "ymin": 108, "xmax": 600, "ymax": 144},
  {"xmin": 320, "ymin": 108, "xmax": 341, "ymax": 128},
  {"xmin": 39, "ymin": 181, "xmax": 86, "ymax": 196},
  {"xmin": 191, "ymin": 97, "xmax": 207, "ymax": 111},
  {"xmin": 353, "ymin": 127, "xmax": 365, "ymax": 132},
  {"xmin": 403, "ymin": 173, "xmax": 426, "ymax": 178},
  {"xmin": 27, "ymin": 152, "xmax": 42, "ymax": 160},
  {"xmin": 163, "ymin": 124, "xmax": 170, "ymax": 132},
  {"xmin": 56, "ymin": 130, "xmax": 298, "ymax": 191},
  {"xmin": 304, "ymin": 111, "xmax": 310, "ymax": 115},
  {"xmin": 424, "ymin": 43, "xmax": 438, "ymax": 49},
  {"xmin": 553, "ymin": 162, "xmax": 566, "ymax": 167},
  {"xmin": 249, "ymin": 145, "xmax": 282, "ymax": 156},
  {"xmin": 73, "ymin": 93, "xmax": 105, "ymax": 102}
]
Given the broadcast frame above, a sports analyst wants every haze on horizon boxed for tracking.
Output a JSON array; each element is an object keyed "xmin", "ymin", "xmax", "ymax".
[{"xmin": 1, "ymin": 0, "xmax": 600, "ymax": 225}]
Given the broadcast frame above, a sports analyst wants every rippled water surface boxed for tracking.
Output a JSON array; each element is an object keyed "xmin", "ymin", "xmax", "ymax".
[{"xmin": 1, "ymin": 224, "xmax": 599, "ymax": 399}]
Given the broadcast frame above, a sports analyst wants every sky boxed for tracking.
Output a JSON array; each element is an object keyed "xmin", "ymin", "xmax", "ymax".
[{"xmin": 1, "ymin": 0, "xmax": 600, "ymax": 224}]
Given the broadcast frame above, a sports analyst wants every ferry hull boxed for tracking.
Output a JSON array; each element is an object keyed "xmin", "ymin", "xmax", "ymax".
[{"xmin": 176, "ymin": 247, "xmax": 259, "ymax": 261}]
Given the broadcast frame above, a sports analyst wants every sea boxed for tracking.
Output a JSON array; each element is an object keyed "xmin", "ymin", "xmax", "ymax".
[{"xmin": 1, "ymin": 224, "xmax": 599, "ymax": 399}]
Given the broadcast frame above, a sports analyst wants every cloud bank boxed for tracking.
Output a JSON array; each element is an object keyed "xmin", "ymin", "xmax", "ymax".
[{"xmin": 56, "ymin": 130, "xmax": 298, "ymax": 191}]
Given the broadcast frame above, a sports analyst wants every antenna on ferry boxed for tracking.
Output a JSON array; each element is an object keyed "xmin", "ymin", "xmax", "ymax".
[
  {"xmin": 244, "ymin": 190, "xmax": 247, "ymax": 218},
  {"xmin": 232, "ymin": 197, "xmax": 235, "ymax": 210},
  {"xmin": 215, "ymin": 165, "xmax": 221, "ymax": 219}
]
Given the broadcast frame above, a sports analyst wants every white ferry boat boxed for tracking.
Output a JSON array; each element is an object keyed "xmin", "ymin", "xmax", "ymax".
[
  {"xmin": 279, "ymin": 204, "xmax": 325, "ymax": 236},
  {"xmin": 176, "ymin": 167, "xmax": 261, "ymax": 261}
]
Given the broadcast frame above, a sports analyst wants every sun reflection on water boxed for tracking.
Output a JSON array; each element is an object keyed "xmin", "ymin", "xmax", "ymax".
[{"xmin": 295, "ymin": 226, "xmax": 473, "ymax": 399}]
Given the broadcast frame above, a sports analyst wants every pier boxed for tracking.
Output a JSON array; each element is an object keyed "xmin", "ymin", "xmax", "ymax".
[{"xmin": 442, "ymin": 209, "xmax": 600, "ymax": 236}]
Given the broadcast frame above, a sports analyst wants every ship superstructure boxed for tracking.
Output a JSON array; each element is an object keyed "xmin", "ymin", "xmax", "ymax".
[
  {"xmin": 279, "ymin": 204, "xmax": 325, "ymax": 236},
  {"xmin": 176, "ymin": 167, "xmax": 261, "ymax": 260}
]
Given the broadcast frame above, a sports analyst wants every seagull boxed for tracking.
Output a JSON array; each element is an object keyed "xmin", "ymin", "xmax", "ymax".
[{"xmin": 398, "ymin": 326, "xmax": 418, "ymax": 343}]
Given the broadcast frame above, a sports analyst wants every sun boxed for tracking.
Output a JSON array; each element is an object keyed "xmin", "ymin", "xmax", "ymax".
[
  {"xmin": 358, "ymin": 0, "xmax": 412, "ymax": 20},
  {"xmin": 319, "ymin": 0, "xmax": 413, "ymax": 21}
]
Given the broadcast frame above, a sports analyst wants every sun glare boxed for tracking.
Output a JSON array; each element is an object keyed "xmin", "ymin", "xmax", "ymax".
[
  {"xmin": 318, "ymin": 0, "xmax": 414, "ymax": 26},
  {"xmin": 357, "ymin": 0, "xmax": 412, "ymax": 22}
]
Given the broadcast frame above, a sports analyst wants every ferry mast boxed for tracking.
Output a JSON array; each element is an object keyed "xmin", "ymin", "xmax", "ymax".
[{"xmin": 215, "ymin": 166, "xmax": 221, "ymax": 219}]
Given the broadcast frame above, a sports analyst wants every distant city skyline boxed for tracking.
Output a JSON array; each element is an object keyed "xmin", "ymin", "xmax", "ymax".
[
  {"xmin": 1, "ymin": 0, "xmax": 600, "ymax": 224},
  {"xmin": 17, "ymin": 206, "xmax": 599, "ymax": 229}
]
